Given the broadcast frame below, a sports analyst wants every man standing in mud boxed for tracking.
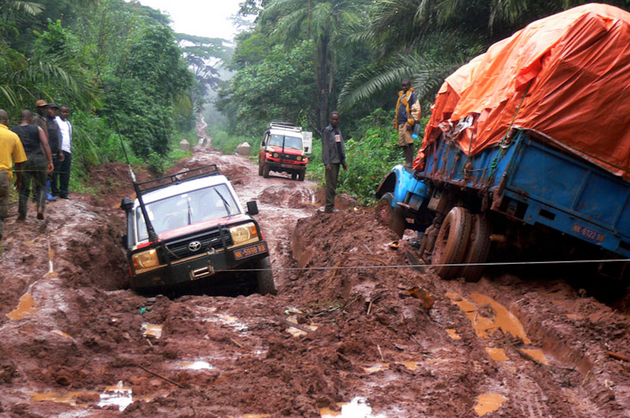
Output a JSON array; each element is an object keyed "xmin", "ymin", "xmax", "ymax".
[
  {"xmin": 11, "ymin": 110, "xmax": 54, "ymax": 220},
  {"xmin": 321, "ymin": 111, "xmax": 347, "ymax": 213},
  {"xmin": 55, "ymin": 105, "xmax": 72, "ymax": 199},
  {"xmin": 0, "ymin": 110, "xmax": 27, "ymax": 241},
  {"xmin": 394, "ymin": 79, "xmax": 421, "ymax": 167},
  {"xmin": 45, "ymin": 103, "xmax": 64, "ymax": 199}
]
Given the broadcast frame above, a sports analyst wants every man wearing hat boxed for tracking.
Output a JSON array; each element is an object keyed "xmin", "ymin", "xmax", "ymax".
[{"xmin": 32, "ymin": 100, "xmax": 49, "ymax": 141}]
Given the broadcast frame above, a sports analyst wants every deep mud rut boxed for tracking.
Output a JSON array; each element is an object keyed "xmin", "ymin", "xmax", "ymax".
[{"xmin": 1, "ymin": 139, "xmax": 630, "ymax": 417}]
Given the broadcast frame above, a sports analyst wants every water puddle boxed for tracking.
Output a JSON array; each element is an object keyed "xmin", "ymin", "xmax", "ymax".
[
  {"xmin": 473, "ymin": 393, "xmax": 507, "ymax": 416},
  {"xmin": 362, "ymin": 361, "xmax": 421, "ymax": 373},
  {"xmin": 98, "ymin": 381, "xmax": 133, "ymax": 411},
  {"xmin": 285, "ymin": 315, "xmax": 318, "ymax": 337},
  {"xmin": 446, "ymin": 328, "xmax": 461, "ymax": 340},
  {"xmin": 320, "ymin": 397, "xmax": 386, "ymax": 418},
  {"xmin": 43, "ymin": 244, "xmax": 58, "ymax": 279},
  {"xmin": 179, "ymin": 360, "xmax": 214, "ymax": 370},
  {"xmin": 218, "ymin": 314, "xmax": 248, "ymax": 331},
  {"xmin": 446, "ymin": 292, "xmax": 530, "ymax": 343},
  {"xmin": 519, "ymin": 348, "xmax": 548, "ymax": 365},
  {"xmin": 7, "ymin": 293, "xmax": 39, "ymax": 320},
  {"xmin": 142, "ymin": 323, "xmax": 163, "ymax": 339},
  {"xmin": 485, "ymin": 347, "xmax": 508, "ymax": 362},
  {"xmin": 51, "ymin": 330, "xmax": 74, "ymax": 340},
  {"xmin": 30, "ymin": 390, "xmax": 98, "ymax": 407}
]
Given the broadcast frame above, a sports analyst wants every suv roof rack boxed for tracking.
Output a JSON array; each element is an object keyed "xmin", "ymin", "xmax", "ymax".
[
  {"xmin": 137, "ymin": 164, "xmax": 220, "ymax": 194},
  {"xmin": 268, "ymin": 122, "xmax": 302, "ymax": 131}
]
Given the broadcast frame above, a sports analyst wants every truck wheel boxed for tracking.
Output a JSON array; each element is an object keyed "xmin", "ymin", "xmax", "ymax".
[
  {"xmin": 461, "ymin": 214, "xmax": 492, "ymax": 282},
  {"xmin": 432, "ymin": 207, "xmax": 472, "ymax": 280},
  {"xmin": 258, "ymin": 162, "xmax": 264, "ymax": 176},
  {"xmin": 254, "ymin": 257, "xmax": 276, "ymax": 295},
  {"xmin": 376, "ymin": 192, "xmax": 405, "ymax": 238},
  {"xmin": 291, "ymin": 173, "xmax": 297, "ymax": 180},
  {"xmin": 262, "ymin": 163, "xmax": 270, "ymax": 178},
  {"xmin": 297, "ymin": 170, "xmax": 305, "ymax": 181}
]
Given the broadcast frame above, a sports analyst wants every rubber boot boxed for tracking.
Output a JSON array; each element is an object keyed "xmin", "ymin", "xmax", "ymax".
[{"xmin": 46, "ymin": 180, "xmax": 56, "ymax": 201}]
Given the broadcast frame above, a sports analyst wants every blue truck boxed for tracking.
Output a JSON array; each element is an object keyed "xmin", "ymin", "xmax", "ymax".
[{"xmin": 376, "ymin": 128, "xmax": 630, "ymax": 282}]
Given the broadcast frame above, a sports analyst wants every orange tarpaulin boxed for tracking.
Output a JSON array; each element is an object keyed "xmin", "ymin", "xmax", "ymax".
[{"xmin": 416, "ymin": 4, "xmax": 630, "ymax": 180}]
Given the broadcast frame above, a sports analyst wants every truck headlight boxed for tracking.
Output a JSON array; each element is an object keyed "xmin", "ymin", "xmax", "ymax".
[
  {"xmin": 229, "ymin": 222, "xmax": 259, "ymax": 247},
  {"xmin": 273, "ymin": 153, "xmax": 279, "ymax": 158},
  {"xmin": 296, "ymin": 156, "xmax": 303, "ymax": 161},
  {"xmin": 132, "ymin": 248, "xmax": 160, "ymax": 272}
]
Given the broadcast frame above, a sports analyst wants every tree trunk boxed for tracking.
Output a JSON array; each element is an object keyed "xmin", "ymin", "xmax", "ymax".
[{"xmin": 316, "ymin": 36, "xmax": 329, "ymax": 130}]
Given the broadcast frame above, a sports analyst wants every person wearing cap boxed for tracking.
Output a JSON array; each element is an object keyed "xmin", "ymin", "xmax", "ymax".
[
  {"xmin": 11, "ymin": 110, "xmax": 54, "ymax": 220},
  {"xmin": 45, "ymin": 103, "xmax": 64, "ymax": 199},
  {"xmin": 0, "ymin": 109, "xmax": 27, "ymax": 241}
]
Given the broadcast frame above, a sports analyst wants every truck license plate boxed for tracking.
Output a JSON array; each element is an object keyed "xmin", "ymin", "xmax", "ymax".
[{"xmin": 233, "ymin": 242, "xmax": 267, "ymax": 260}]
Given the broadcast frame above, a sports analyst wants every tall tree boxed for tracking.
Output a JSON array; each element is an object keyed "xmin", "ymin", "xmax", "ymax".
[{"xmin": 261, "ymin": 0, "xmax": 365, "ymax": 129}]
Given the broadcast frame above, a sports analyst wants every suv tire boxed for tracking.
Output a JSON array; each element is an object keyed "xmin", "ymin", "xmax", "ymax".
[
  {"xmin": 262, "ymin": 163, "xmax": 270, "ymax": 178},
  {"xmin": 258, "ymin": 162, "xmax": 264, "ymax": 176},
  {"xmin": 254, "ymin": 257, "xmax": 276, "ymax": 295},
  {"xmin": 297, "ymin": 170, "xmax": 305, "ymax": 181}
]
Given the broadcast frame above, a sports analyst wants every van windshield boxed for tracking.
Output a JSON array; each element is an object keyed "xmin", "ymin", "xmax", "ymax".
[
  {"xmin": 269, "ymin": 134, "xmax": 303, "ymax": 150},
  {"xmin": 136, "ymin": 184, "xmax": 239, "ymax": 241}
]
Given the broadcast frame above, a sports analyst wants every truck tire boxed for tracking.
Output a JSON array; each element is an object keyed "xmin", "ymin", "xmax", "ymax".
[
  {"xmin": 460, "ymin": 214, "xmax": 492, "ymax": 282},
  {"xmin": 432, "ymin": 206, "xmax": 472, "ymax": 280},
  {"xmin": 254, "ymin": 257, "xmax": 276, "ymax": 295},
  {"xmin": 262, "ymin": 163, "xmax": 270, "ymax": 178},
  {"xmin": 376, "ymin": 193, "xmax": 405, "ymax": 238},
  {"xmin": 297, "ymin": 170, "xmax": 305, "ymax": 181},
  {"xmin": 258, "ymin": 162, "xmax": 264, "ymax": 176},
  {"xmin": 291, "ymin": 173, "xmax": 297, "ymax": 180}
]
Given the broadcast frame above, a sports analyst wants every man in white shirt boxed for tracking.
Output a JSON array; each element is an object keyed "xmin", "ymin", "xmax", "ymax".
[{"xmin": 55, "ymin": 105, "xmax": 72, "ymax": 199}]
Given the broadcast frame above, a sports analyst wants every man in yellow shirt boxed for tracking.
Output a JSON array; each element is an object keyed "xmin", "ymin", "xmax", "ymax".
[{"xmin": 0, "ymin": 109, "xmax": 27, "ymax": 241}]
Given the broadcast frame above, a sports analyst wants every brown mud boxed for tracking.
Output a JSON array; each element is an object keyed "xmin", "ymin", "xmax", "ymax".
[{"xmin": 1, "ymin": 132, "xmax": 630, "ymax": 417}]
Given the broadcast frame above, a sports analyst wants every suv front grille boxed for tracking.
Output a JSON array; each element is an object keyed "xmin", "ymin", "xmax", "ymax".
[
  {"xmin": 163, "ymin": 230, "xmax": 233, "ymax": 262},
  {"xmin": 281, "ymin": 153, "xmax": 302, "ymax": 162}
]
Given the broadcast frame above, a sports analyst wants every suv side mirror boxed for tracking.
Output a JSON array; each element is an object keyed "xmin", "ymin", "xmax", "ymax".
[
  {"xmin": 246, "ymin": 201, "xmax": 259, "ymax": 215},
  {"xmin": 120, "ymin": 197, "xmax": 133, "ymax": 211}
]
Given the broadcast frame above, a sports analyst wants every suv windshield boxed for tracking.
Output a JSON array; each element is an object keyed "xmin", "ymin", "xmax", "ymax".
[
  {"xmin": 136, "ymin": 183, "xmax": 239, "ymax": 241},
  {"xmin": 268, "ymin": 134, "xmax": 303, "ymax": 150}
]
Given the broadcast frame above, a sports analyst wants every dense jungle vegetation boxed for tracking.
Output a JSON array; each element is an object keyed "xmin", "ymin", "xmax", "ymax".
[
  {"xmin": 214, "ymin": 0, "xmax": 630, "ymax": 203},
  {"xmin": 0, "ymin": 0, "xmax": 229, "ymax": 187},
  {"xmin": 2, "ymin": 0, "xmax": 629, "ymax": 202}
]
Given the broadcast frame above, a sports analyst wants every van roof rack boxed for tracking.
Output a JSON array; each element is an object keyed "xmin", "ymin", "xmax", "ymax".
[
  {"xmin": 137, "ymin": 164, "xmax": 220, "ymax": 194},
  {"xmin": 268, "ymin": 122, "xmax": 302, "ymax": 131}
]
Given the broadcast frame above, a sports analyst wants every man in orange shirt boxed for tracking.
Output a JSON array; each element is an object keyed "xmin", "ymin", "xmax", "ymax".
[{"xmin": 0, "ymin": 109, "xmax": 27, "ymax": 242}]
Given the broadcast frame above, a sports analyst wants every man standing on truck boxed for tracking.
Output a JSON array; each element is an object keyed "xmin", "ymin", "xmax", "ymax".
[
  {"xmin": 321, "ymin": 111, "xmax": 347, "ymax": 213},
  {"xmin": 394, "ymin": 79, "xmax": 421, "ymax": 167}
]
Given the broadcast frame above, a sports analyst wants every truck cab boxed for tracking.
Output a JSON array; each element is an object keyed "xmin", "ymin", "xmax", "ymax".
[{"xmin": 259, "ymin": 122, "xmax": 312, "ymax": 181}]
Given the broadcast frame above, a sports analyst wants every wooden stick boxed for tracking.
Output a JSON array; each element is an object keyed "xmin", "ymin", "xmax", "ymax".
[
  {"xmin": 136, "ymin": 364, "xmax": 185, "ymax": 388},
  {"xmin": 607, "ymin": 351, "xmax": 630, "ymax": 362}
]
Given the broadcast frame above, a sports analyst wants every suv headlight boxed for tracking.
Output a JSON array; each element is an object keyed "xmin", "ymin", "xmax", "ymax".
[
  {"xmin": 296, "ymin": 156, "xmax": 303, "ymax": 161},
  {"xmin": 229, "ymin": 222, "xmax": 259, "ymax": 247},
  {"xmin": 132, "ymin": 248, "xmax": 161, "ymax": 273}
]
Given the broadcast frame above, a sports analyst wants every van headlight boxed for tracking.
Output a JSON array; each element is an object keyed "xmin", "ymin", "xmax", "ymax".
[
  {"xmin": 132, "ymin": 248, "xmax": 161, "ymax": 273},
  {"xmin": 229, "ymin": 222, "xmax": 259, "ymax": 247}
]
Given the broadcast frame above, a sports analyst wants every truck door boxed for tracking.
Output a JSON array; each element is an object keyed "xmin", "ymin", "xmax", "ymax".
[{"xmin": 302, "ymin": 131, "xmax": 312, "ymax": 154}]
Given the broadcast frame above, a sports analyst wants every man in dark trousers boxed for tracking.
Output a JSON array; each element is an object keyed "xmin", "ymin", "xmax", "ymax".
[
  {"xmin": 0, "ymin": 109, "xmax": 27, "ymax": 242},
  {"xmin": 54, "ymin": 105, "xmax": 72, "ymax": 199},
  {"xmin": 321, "ymin": 111, "xmax": 347, "ymax": 213},
  {"xmin": 45, "ymin": 103, "xmax": 64, "ymax": 199},
  {"xmin": 11, "ymin": 110, "xmax": 54, "ymax": 220}
]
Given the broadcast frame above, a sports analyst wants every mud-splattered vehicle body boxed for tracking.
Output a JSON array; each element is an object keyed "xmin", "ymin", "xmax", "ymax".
[
  {"xmin": 377, "ymin": 129, "xmax": 630, "ymax": 282},
  {"xmin": 121, "ymin": 165, "xmax": 276, "ymax": 294},
  {"xmin": 258, "ymin": 122, "xmax": 312, "ymax": 181}
]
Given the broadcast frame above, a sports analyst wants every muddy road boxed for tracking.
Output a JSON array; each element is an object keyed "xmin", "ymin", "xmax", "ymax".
[{"xmin": 1, "ymin": 143, "xmax": 630, "ymax": 417}]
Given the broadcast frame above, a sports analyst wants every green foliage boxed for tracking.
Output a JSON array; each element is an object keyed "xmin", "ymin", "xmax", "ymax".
[{"xmin": 216, "ymin": 41, "xmax": 317, "ymax": 135}]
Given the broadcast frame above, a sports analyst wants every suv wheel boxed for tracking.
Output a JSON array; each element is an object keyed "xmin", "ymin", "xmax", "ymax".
[
  {"xmin": 297, "ymin": 170, "xmax": 305, "ymax": 182},
  {"xmin": 291, "ymin": 173, "xmax": 297, "ymax": 180},
  {"xmin": 254, "ymin": 257, "xmax": 276, "ymax": 295},
  {"xmin": 258, "ymin": 162, "xmax": 264, "ymax": 176},
  {"xmin": 262, "ymin": 163, "xmax": 270, "ymax": 178}
]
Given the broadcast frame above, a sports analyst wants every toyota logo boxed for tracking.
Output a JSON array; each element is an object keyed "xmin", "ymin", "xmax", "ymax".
[{"xmin": 188, "ymin": 241, "xmax": 202, "ymax": 252}]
